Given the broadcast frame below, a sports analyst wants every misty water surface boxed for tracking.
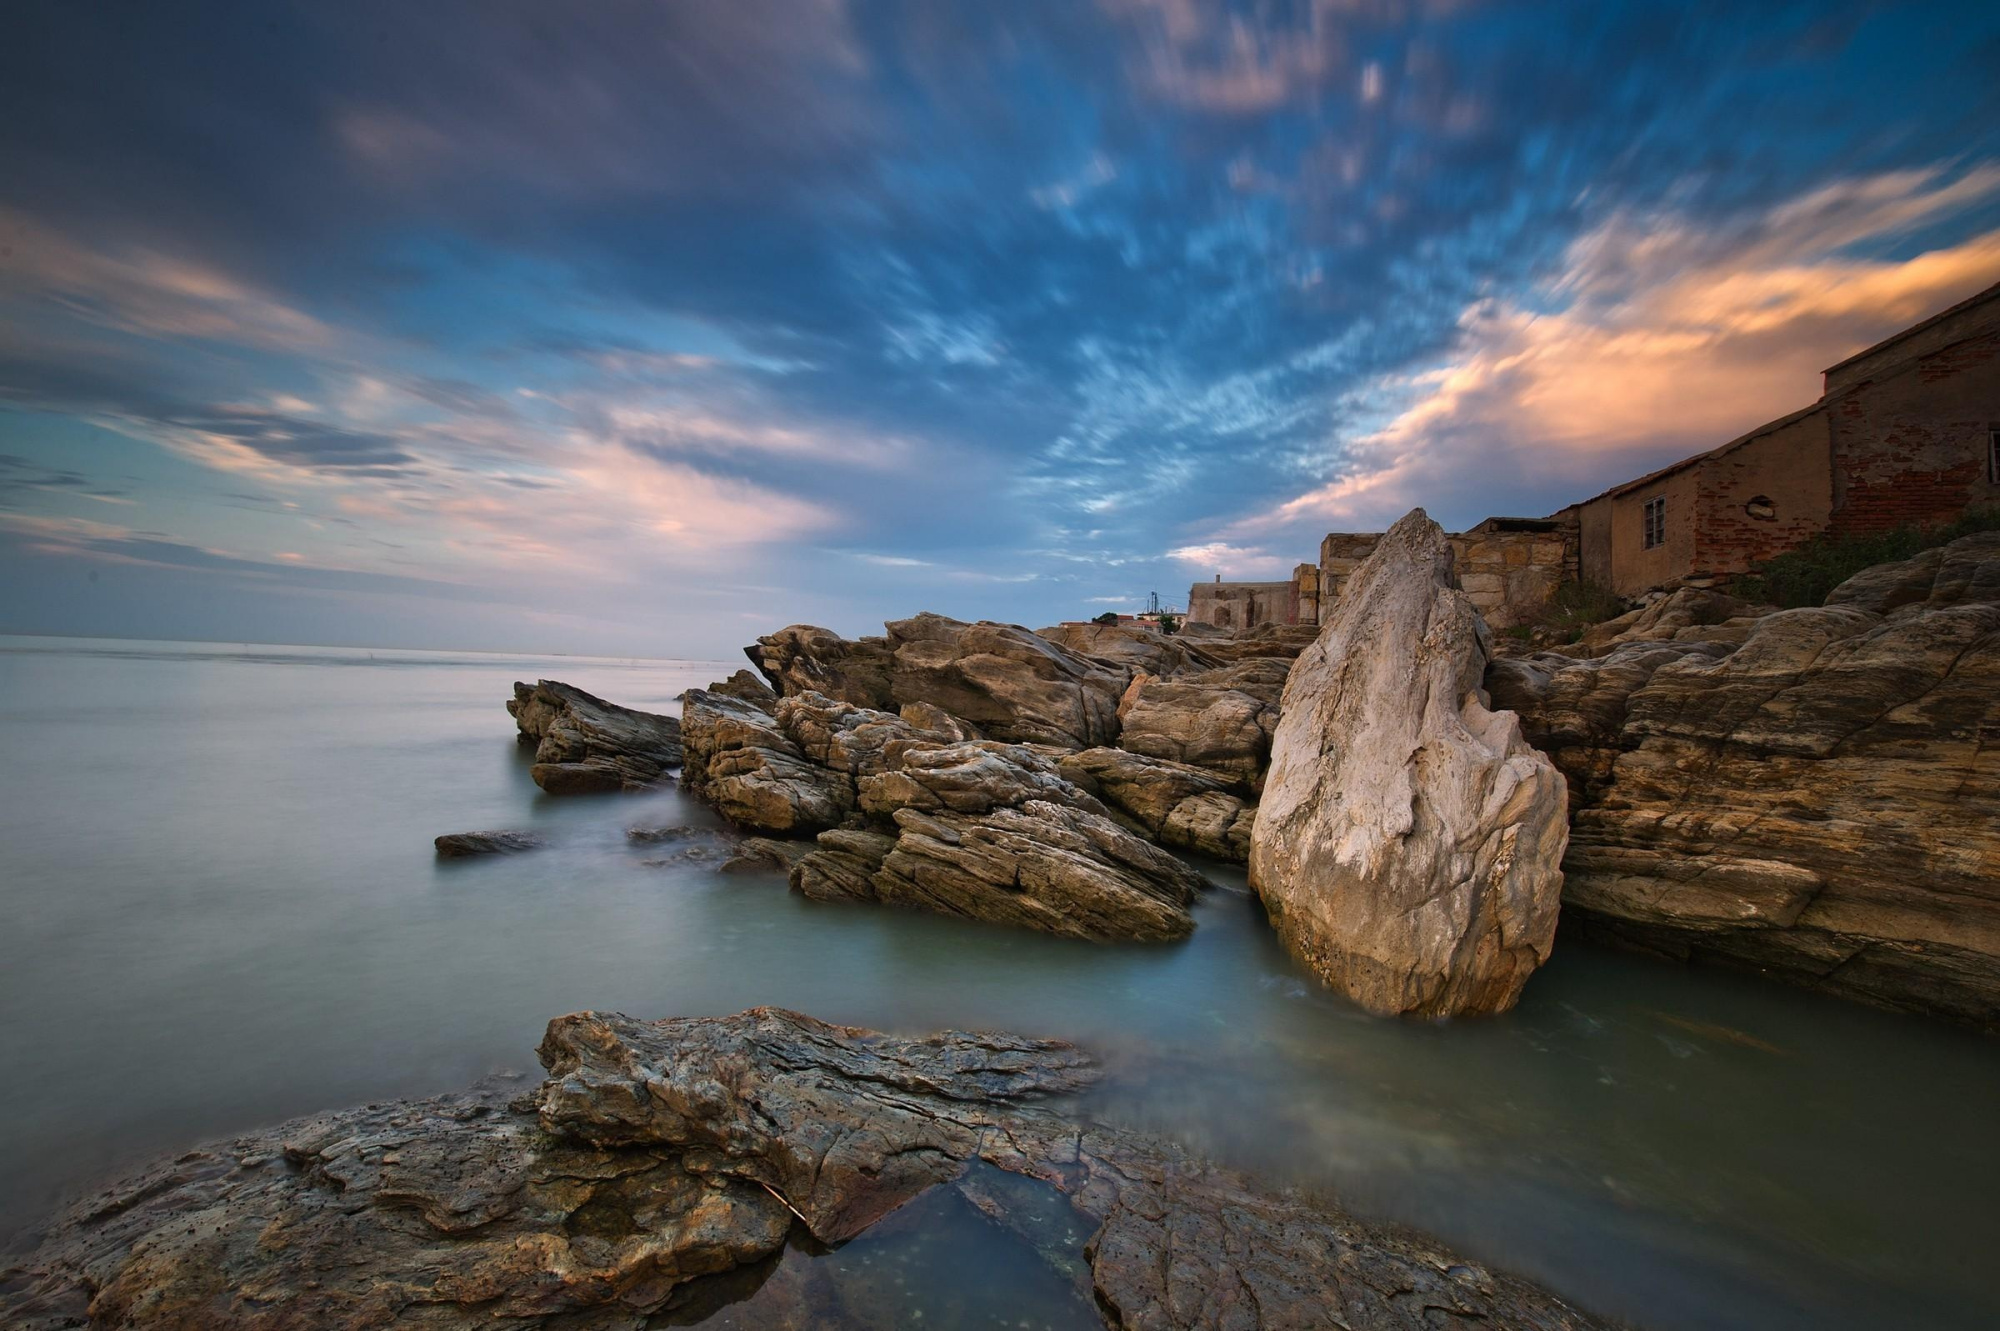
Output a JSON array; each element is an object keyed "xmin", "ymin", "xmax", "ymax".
[{"xmin": 0, "ymin": 635, "xmax": 1994, "ymax": 1330}]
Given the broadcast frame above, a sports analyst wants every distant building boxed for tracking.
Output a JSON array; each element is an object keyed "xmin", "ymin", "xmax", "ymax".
[
  {"xmin": 1557, "ymin": 279, "xmax": 2000, "ymax": 597},
  {"xmin": 1189, "ymin": 279, "xmax": 2000, "ymax": 626}
]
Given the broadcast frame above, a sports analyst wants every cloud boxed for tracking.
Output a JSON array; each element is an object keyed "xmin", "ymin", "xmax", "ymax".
[
  {"xmin": 1230, "ymin": 162, "xmax": 2000, "ymax": 539},
  {"xmin": 1165, "ymin": 540, "xmax": 1292, "ymax": 577}
]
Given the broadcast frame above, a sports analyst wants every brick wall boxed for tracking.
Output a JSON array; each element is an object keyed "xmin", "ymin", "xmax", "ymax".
[
  {"xmin": 1829, "ymin": 326, "xmax": 2000, "ymax": 535},
  {"xmin": 1690, "ymin": 407, "xmax": 1833, "ymax": 576}
]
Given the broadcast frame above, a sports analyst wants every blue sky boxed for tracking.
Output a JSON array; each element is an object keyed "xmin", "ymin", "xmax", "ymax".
[{"xmin": 4, "ymin": 0, "xmax": 1999, "ymax": 657}]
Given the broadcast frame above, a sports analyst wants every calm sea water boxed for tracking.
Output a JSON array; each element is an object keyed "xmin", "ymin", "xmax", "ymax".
[{"xmin": 0, "ymin": 634, "xmax": 1995, "ymax": 1329}]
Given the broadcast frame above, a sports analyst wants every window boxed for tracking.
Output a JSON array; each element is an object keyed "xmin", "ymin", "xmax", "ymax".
[
  {"xmin": 1990, "ymin": 427, "xmax": 1999, "ymax": 484},
  {"xmin": 1642, "ymin": 495, "xmax": 1667, "ymax": 549}
]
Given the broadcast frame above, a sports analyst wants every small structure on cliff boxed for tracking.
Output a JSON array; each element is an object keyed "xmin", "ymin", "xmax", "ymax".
[{"xmin": 1191, "ymin": 279, "xmax": 2000, "ymax": 629}]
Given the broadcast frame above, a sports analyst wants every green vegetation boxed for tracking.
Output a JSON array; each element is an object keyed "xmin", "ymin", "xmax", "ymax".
[
  {"xmin": 1731, "ymin": 506, "xmax": 2000, "ymax": 608},
  {"xmin": 1155, "ymin": 611, "xmax": 1182, "ymax": 635},
  {"xmin": 1504, "ymin": 579, "xmax": 1627, "ymax": 644}
]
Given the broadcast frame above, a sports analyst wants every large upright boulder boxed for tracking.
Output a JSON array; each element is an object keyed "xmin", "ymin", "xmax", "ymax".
[
  {"xmin": 1249, "ymin": 510, "xmax": 1569, "ymax": 1018},
  {"xmin": 885, "ymin": 613, "xmax": 1127, "ymax": 748},
  {"xmin": 507, "ymin": 679, "xmax": 683, "ymax": 793}
]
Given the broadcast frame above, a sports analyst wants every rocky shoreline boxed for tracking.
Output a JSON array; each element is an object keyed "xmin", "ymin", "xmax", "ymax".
[
  {"xmin": 1, "ymin": 1008, "xmax": 1610, "ymax": 1330},
  {"xmin": 7, "ymin": 509, "xmax": 1995, "ymax": 1328}
]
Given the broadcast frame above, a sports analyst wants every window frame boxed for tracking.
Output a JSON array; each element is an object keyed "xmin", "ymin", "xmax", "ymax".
[
  {"xmin": 1641, "ymin": 495, "xmax": 1666, "ymax": 550},
  {"xmin": 1989, "ymin": 425, "xmax": 1999, "ymax": 484}
]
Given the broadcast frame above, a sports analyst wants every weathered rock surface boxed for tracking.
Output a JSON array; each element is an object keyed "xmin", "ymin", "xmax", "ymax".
[
  {"xmin": 679, "ymin": 689, "xmax": 852, "ymax": 835},
  {"xmin": 507, "ymin": 680, "xmax": 683, "ymax": 793},
  {"xmin": 1193, "ymin": 621, "xmax": 1320, "ymax": 663},
  {"xmin": 745, "ymin": 625, "xmax": 896, "ymax": 709},
  {"xmin": 1500, "ymin": 570, "xmax": 2000, "ymax": 1029},
  {"xmin": 1034, "ymin": 622, "xmax": 1225, "ymax": 678},
  {"xmin": 785, "ymin": 740, "xmax": 1205, "ymax": 941},
  {"xmin": 1, "ymin": 1008, "xmax": 1609, "ymax": 1331},
  {"xmin": 1561, "ymin": 586, "xmax": 1765, "ymax": 658},
  {"xmin": 1250, "ymin": 509, "xmax": 1570, "ymax": 1018},
  {"xmin": 718, "ymin": 836, "xmax": 816, "ymax": 875},
  {"xmin": 433, "ymin": 829, "xmax": 545, "ymax": 858},
  {"xmin": 1060, "ymin": 746, "xmax": 1256, "ymax": 862},
  {"xmin": 885, "ymin": 613, "xmax": 1127, "ymax": 749},
  {"xmin": 705, "ymin": 668, "xmax": 778, "ymax": 705},
  {"xmin": 1114, "ymin": 657, "xmax": 1291, "ymax": 791}
]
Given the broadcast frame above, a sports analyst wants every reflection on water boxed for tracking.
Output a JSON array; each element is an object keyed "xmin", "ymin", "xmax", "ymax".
[{"xmin": 0, "ymin": 634, "xmax": 1995, "ymax": 1330}]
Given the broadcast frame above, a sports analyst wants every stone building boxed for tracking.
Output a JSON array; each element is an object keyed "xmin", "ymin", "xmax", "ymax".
[
  {"xmin": 1188, "ymin": 279, "xmax": 2000, "ymax": 628},
  {"xmin": 1559, "ymin": 278, "xmax": 2000, "ymax": 597}
]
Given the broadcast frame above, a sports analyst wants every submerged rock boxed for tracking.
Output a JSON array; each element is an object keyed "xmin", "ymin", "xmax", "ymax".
[
  {"xmin": 0, "ymin": 1008, "xmax": 1612, "ymax": 1330},
  {"xmin": 1250, "ymin": 509, "xmax": 1569, "ymax": 1018},
  {"xmin": 433, "ymin": 829, "xmax": 545, "ymax": 858},
  {"xmin": 507, "ymin": 679, "xmax": 683, "ymax": 793}
]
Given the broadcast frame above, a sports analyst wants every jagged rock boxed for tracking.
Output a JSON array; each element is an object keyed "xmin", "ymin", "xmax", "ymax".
[
  {"xmin": 706, "ymin": 668, "xmax": 778, "ymax": 704},
  {"xmin": 782, "ymin": 739, "xmax": 1200, "ymax": 940},
  {"xmin": 774, "ymin": 692, "xmax": 968, "ymax": 780},
  {"xmin": 789, "ymin": 827, "xmax": 900, "ymax": 902},
  {"xmin": 1551, "ymin": 595, "xmax": 2000, "ymax": 1029},
  {"xmin": 1, "ymin": 1009, "xmax": 1609, "ymax": 1331},
  {"xmin": 1250, "ymin": 510, "xmax": 1569, "ymax": 1018},
  {"xmin": 867, "ymin": 802, "xmax": 1202, "ymax": 941},
  {"xmin": 1034, "ymin": 622, "xmax": 1226, "ymax": 677},
  {"xmin": 1060, "ymin": 747, "xmax": 1256, "ymax": 862},
  {"xmin": 679, "ymin": 689, "xmax": 852, "ymax": 835},
  {"xmin": 855, "ymin": 740, "xmax": 1107, "ymax": 819},
  {"xmin": 1115, "ymin": 657, "xmax": 1290, "ymax": 791},
  {"xmin": 884, "ymin": 613, "xmax": 1127, "ymax": 749},
  {"xmin": 626, "ymin": 823, "xmax": 696, "ymax": 843},
  {"xmin": 745, "ymin": 625, "xmax": 896, "ymax": 709},
  {"xmin": 507, "ymin": 679, "xmax": 683, "ymax": 793},
  {"xmin": 433, "ymin": 829, "xmax": 545, "ymax": 858}
]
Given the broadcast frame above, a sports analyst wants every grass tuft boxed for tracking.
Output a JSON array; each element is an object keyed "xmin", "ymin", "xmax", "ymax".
[{"xmin": 1730, "ymin": 505, "xmax": 2000, "ymax": 609}]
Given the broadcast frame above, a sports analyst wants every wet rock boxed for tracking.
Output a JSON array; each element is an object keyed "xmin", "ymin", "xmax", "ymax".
[
  {"xmin": 885, "ymin": 612, "xmax": 1127, "ymax": 749},
  {"xmin": 433, "ymin": 829, "xmax": 545, "ymax": 858},
  {"xmin": 1115, "ymin": 657, "xmax": 1291, "ymax": 791},
  {"xmin": 789, "ymin": 828, "xmax": 899, "ymax": 901},
  {"xmin": 746, "ymin": 625, "xmax": 896, "ymax": 709},
  {"xmin": 507, "ymin": 679, "xmax": 683, "ymax": 793},
  {"xmin": 626, "ymin": 823, "xmax": 697, "ymax": 843},
  {"xmin": 2, "ymin": 1008, "xmax": 1610, "ymax": 1331},
  {"xmin": 1060, "ymin": 747, "xmax": 1255, "ymax": 862},
  {"xmin": 680, "ymin": 689, "xmax": 853, "ymax": 835},
  {"xmin": 1250, "ymin": 509, "xmax": 1569, "ymax": 1018},
  {"xmin": 718, "ymin": 837, "xmax": 816, "ymax": 875}
]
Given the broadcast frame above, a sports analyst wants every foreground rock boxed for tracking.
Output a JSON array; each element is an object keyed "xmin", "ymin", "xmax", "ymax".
[
  {"xmin": 1250, "ymin": 510, "xmax": 1569, "ymax": 1018},
  {"xmin": 507, "ymin": 680, "xmax": 683, "ymax": 793},
  {"xmin": 1, "ymin": 1008, "xmax": 1609, "ymax": 1331},
  {"xmin": 1494, "ymin": 535, "xmax": 2000, "ymax": 1030},
  {"xmin": 433, "ymin": 829, "xmax": 545, "ymax": 858},
  {"xmin": 886, "ymin": 613, "xmax": 1127, "ymax": 749}
]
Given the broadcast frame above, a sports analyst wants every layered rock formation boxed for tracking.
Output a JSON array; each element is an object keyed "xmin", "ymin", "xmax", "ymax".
[
  {"xmin": 1060, "ymin": 746, "xmax": 1256, "ymax": 862},
  {"xmin": 1250, "ymin": 510, "xmax": 1569, "ymax": 1018},
  {"xmin": 1034, "ymin": 621, "xmax": 1225, "ymax": 677},
  {"xmin": 1492, "ymin": 532, "xmax": 2000, "ymax": 1029},
  {"xmin": 745, "ymin": 625, "xmax": 896, "ymax": 709},
  {"xmin": 885, "ymin": 613, "xmax": 1127, "ymax": 748},
  {"xmin": 1115, "ymin": 657, "xmax": 1289, "ymax": 791},
  {"xmin": 678, "ymin": 689, "xmax": 853, "ymax": 835},
  {"xmin": 794, "ymin": 740, "xmax": 1204, "ymax": 941},
  {"xmin": 1, "ymin": 1008, "xmax": 1610, "ymax": 1331},
  {"xmin": 507, "ymin": 680, "xmax": 684, "ymax": 793}
]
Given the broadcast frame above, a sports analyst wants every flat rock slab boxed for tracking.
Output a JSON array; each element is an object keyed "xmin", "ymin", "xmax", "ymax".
[
  {"xmin": 2, "ymin": 1008, "xmax": 1611, "ymax": 1331},
  {"xmin": 433, "ymin": 829, "xmax": 545, "ymax": 858},
  {"xmin": 508, "ymin": 679, "xmax": 683, "ymax": 793}
]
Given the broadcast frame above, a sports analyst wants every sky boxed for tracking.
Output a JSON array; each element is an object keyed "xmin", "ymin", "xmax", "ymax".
[{"xmin": 3, "ymin": 1, "xmax": 1999, "ymax": 658}]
